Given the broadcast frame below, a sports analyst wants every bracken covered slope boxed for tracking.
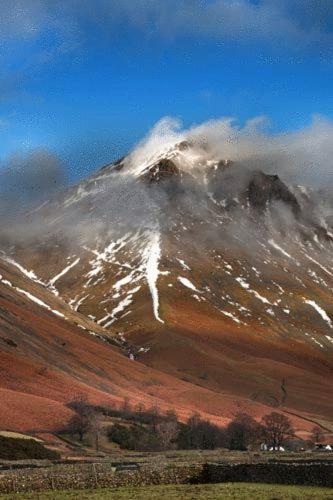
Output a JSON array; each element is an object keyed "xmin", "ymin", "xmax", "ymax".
[{"xmin": 0, "ymin": 140, "xmax": 332, "ymax": 433}]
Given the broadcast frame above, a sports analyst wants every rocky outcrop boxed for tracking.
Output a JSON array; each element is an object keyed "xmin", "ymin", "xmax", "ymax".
[
  {"xmin": 247, "ymin": 171, "xmax": 301, "ymax": 217},
  {"xmin": 144, "ymin": 159, "xmax": 180, "ymax": 184}
]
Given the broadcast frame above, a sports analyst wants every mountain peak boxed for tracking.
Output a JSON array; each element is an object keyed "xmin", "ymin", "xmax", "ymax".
[{"xmin": 143, "ymin": 158, "xmax": 180, "ymax": 184}]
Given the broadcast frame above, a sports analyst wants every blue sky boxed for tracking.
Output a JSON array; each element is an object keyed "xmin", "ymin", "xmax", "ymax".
[{"xmin": 1, "ymin": 0, "xmax": 333, "ymax": 181}]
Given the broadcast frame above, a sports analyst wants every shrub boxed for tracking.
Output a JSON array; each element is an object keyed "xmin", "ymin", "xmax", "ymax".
[
  {"xmin": 107, "ymin": 423, "xmax": 161, "ymax": 451},
  {"xmin": 177, "ymin": 413, "xmax": 226, "ymax": 450},
  {"xmin": 226, "ymin": 413, "xmax": 264, "ymax": 451}
]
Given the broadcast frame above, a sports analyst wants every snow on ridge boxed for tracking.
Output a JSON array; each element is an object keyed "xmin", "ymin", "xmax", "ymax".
[
  {"xmin": 0, "ymin": 274, "xmax": 66, "ymax": 319},
  {"xmin": 236, "ymin": 277, "xmax": 272, "ymax": 305},
  {"xmin": 251, "ymin": 290, "xmax": 271, "ymax": 305},
  {"xmin": 178, "ymin": 276, "xmax": 200, "ymax": 293},
  {"xmin": 106, "ymin": 296, "xmax": 133, "ymax": 326},
  {"xmin": 129, "ymin": 143, "xmax": 177, "ymax": 177},
  {"xmin": 113, "ymin": 271, "xmax": 136, "ymax": 291},
  {"xmin": 176, "ymin": 258, "xmax": 191, "ymax": 271},
  {"xmin": 304, "ymin": 253, "xmax": 333, "ymax": 279},
  {"xmin": 16, "ymin": 287, "xmax": 50, "ymax": 309},
  {"xmin": 304, "ymin": 299, "xmax": 333, "ymax": 328},
  {"xmin": 125, "ymin": 135, "xmax": 203, "ymax": 178},
  {"xmin": 72, "ymin": 294, "xmax": 89, "ymax": 312},
  {"xmin": 83, "ymin": 233, "xmax": 132, "ymax": 286},
  {"xmin": 236, "ymin": 277, "xmax": 250, "ymax": 290},
  {"xmin": 142, "ymin": 231, "xmax": 164, "ymax": 323},
  {"xmin": 82, "ymin": 229, "xmax": 165, "ymax": 325},
  {"xmin": 2, "ymin": 256, "xmax": 45, "ymax": 286},
  {"xmin": 103, "ymin": 295, "xmax": 134, "ymax": 327},
  {"xmin": 49, "ymin": 258, "xmax": 80, "ymax": 286},
  {"xmin": 268, "ymin": 239, "xmax": 294, "ymax": 260},
  {"xmin": 220, "ymin": 310, "xmax": 242, "ymax": 325},
  {"xmin": 17, "ymin": 289, "xmax": 66, "ymax": 319},
  {"xmin": 99, "ymin": 286, "xmax": 142, "ymax": 326}
]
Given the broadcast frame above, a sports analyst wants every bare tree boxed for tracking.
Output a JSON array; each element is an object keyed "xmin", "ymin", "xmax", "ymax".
[
  {"xmin": 150, "ymin": 403, "xmax": 161, "ymax": 434},
  {"xmin": 311, "ymin": 426, "xmax": 324, "ymax": 444},
  {"xmin": 157, "ymin": 410, "xmax": 179, "ymax": 450},
  {"xmin": 104, "ymin": 403, "xmax": 114, "ymax": 417},
  {"xmin": 135, "ymin": 402, "xmax": 145, "ymax": 414},
  {"xmin": 67, "ymin": 394, "xmax": 92, "ymax": 442},
  {"xmin": 262, "ymin": 412, "xmax": 294, "ymax": 449},
  {"xmin": 121, "ymin": 397, "xmax": 131, "ymax": 418},
  {"xmin": 157, "ymin": 420, "xmax": 178, "ymax": 450},
  {"xmin": 89, "ymin": 412, "xmax": 103, "ymax": 451}
]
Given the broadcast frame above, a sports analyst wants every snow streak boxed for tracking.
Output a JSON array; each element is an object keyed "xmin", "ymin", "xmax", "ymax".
[
  {"xmin": 49, "ymin": 258, "xmax": 80, "ymax": 286},
  {"xmin": 142, "ymin": 231, "xmax": 164, "ymax": 323},
  {"xmin": 178, "ymin": 276, "xmax": 200, "ymax": 292},
  {"xmin": 304, "ymin": 299, "xmax": 333, "ymax": 328}
]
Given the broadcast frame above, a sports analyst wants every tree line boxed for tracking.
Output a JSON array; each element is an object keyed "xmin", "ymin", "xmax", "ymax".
[{"xmin": 63, "ymin": 395, "xmax": 325, "ymax": 452}]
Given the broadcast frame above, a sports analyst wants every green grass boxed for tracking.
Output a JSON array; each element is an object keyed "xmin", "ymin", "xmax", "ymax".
[{"xmin": 1, "ymin": 483, "xmax": 333, "ymax": 500}]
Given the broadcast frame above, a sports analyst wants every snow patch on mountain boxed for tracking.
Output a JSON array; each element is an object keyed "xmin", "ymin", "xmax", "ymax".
[
  {"xmin": 71, "ymin": 294, "xmax": 89, "ymax": 312},
  {"xmin": 113, "ymin": 271, "xmax": 136, "ymax": 291},
  {"xmin": 236, "ymin": 277, "xmax": 272, "ymax": 305},
  {"xmin": 49, "ymin": 257, "xmax": 80, "ymax": 286},
  {"xmin": 141, "ymin": 231, "xmax": 164, "ymax": 323},
  {"xmin": 178, "ymin": 276, "xmax": 200, "ymax": 293},
  {"xmin": 0, "ymin": 274, "xmax": 66, "ymax": 319},
  {"xmin": 1, "ymin": 256, "xmax": 45, "ymax": 286},
  {"xmin": 176, "ymin": 258, "xmax": 191, "ymax": 271},
  {"xmin": 220, "ymin": 309, "xmax": 243, "ymax": 325},
  {"xmin": 304, "ymin": 299, "xmax": 333, "ymax": 328},
  {"xmin": 269, "ymin": 239, "xmax": 294, "ymax": 261},
  {"xmin": 303, "ymin": 253, "xmax": 333, "ymax": 278},
  {"xmin": 104, "ymin": 295, "xmax": 133, "ymax": 327}
]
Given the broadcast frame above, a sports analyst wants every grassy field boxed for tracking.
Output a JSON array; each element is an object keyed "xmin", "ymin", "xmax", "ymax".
[
  {"xmin": 0, "ymin": 432, "xmax": 41, "ymax": 442},
  {"xmin": 1, "ymin": 483, "xmax": 332, "ymax": 499}
]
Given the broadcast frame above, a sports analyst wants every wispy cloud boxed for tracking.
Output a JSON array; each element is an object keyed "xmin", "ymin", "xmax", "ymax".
[
  {"xmin": 1, "ymin": 1, "xmax": 332, "ymax": 96},
  {"xmin": 2, "ymin": 1, "xmax": 333, "ymax": 48},
  {"xmin": 0, "ymin": 148, "xmax": 65, "ymax": 216},
  {"xmin": 127, "ymin": 113, "xmax": 333, "ymax": 188},
  {"xmin": 1, "ymin": 1, "xmax": 332, "ymax": 120}
]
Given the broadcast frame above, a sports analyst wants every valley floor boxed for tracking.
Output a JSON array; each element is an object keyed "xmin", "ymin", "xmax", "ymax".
[{"xmin": 1, "ymin": 483, "xmax": 333, "ymax": 500}]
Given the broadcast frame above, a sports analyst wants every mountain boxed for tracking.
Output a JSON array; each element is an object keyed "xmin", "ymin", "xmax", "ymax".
[{"xmin": 0, "ymin": 140, "xmax": 332, "ymax": 435}]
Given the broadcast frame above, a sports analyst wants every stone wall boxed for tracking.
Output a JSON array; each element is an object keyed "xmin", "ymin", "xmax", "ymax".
[
  {"xmin": 201, "ymin": 462, "xmax": 333, "ymax": 487},
  {"xmin": 0, "ymin": 463, "xmax": 203, "ymax": 494},
  {"xmin": 0, "ymin": 459, "xmax": 332, "ymax": 494}
]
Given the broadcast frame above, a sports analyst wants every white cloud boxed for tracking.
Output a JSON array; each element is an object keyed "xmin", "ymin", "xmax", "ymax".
[
  {"xmin": 127, "ymin": 113, "xmax": 333, "ymax": 188},
  {"xmin": 1, "ymin": 0, "xmax": 333, "ymax": 48}
]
